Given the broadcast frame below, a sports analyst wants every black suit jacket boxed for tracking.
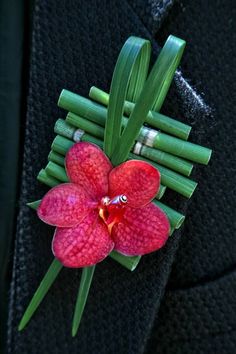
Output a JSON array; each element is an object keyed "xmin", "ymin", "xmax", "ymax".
[{"xmin": 6, "ymin": 0, "xmax": 236, "ymax": 353}]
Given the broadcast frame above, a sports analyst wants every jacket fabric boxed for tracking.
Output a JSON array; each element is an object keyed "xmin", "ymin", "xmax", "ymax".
[{"xmin": 7, "ymin": 0, "xmax": 236, "ymax": 353}]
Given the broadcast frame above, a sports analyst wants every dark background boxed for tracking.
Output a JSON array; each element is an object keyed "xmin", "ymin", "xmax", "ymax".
[{"xmin": 1, "ymin": 0, "xmax": 235, "ymax": 353}]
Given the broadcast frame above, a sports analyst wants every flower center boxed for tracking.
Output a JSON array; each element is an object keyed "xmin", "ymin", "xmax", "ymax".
[{"xmin": 98, "ymin": 194, "xmax": 128, "ymax": 233}]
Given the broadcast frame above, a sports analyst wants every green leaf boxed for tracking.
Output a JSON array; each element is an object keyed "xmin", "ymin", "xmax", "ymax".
[
  {"xmin": 18, "ymin": 258, "xmax": 63, "ymax": 331},
  {"xmin": 72, "ymin": 266, "xmax": 96, "ymax": 337}
]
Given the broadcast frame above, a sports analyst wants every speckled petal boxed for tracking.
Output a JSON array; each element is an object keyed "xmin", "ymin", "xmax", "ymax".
[
  {"xmin": 37, "ymin": 183, "xmax": 96, "ymax": 227},
  {"xmin": 65, "ymin": 142, "xmax": 113, "ymax": 199},
  {"xmin": 112, "ymin": 203, "xmax": 170, "ymax": 256},
  {"xmin": 109, "ymin": 160, "xmax": 160, "ymax": 208},
  {"xmin": 52, "ymin": 210, "xmax": 114, "ymax": 268}
]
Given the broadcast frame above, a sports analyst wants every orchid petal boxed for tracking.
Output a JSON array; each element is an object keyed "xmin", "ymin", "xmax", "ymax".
[
  {"xmin": 109, "ymin": 160, "xmax": 160, "ymax": 208},
  {"xmin": 66, "ymin": 142, "xmax": 112, "ymax": 199},
  {"xmin": 112, "ymin": 203, "xmax": 170, "ymax": 256},
  {"xmin": 52, "ymin": 210, "xmax": 114, "ymax": 268},
  {"xmin": 38, "ymin": 183, "xmax": 96, "ymax": 227}
]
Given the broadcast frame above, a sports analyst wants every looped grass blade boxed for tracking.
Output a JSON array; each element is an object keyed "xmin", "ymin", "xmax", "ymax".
[
  {"xmin": 105, "ymin": 37, "xmax": 150, "ymax": 158},
  {"xmin": 111, "ymin": 36, "xmax": 186, "ymax": 166}
]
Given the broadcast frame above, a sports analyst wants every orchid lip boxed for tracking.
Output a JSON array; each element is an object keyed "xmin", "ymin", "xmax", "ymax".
[{"xmin": 98, "ymin": 194, "xmax": 128, "ymax": 231}]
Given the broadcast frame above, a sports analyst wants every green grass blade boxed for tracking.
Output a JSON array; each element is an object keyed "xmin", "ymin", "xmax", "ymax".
[
  {"xmin": 48, "ymin": 151, "xmax": 65, "ymax": 166},
  {"xmin": 27, "ymin": 200, "xmax": 41, "ymax": 210},
  {"xmin": 111, "ymin": 36, "xmax": 186, "ymax": 166},
  {"xmin": 105, "ymin": 37, "xmax": 150, "ymax": 157},
  {"xmin": 18, "ymin": 258, "xmax": 63, "ymax": 331},
  {"xmin": 72, "ymin": 266, "xmax": 96, "ymax": 337}
]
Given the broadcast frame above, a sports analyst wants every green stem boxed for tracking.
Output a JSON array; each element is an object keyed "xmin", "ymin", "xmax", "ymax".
[
  {"xmin": 45, "ymin": 161, "xmax": 68, "ymax": 182},
  {"xmin": 133, "ymin": 142, "xmax": 193, "ymax": 176},
  {"xmin": 89, "ymin": 86, "xmax": 191, "ymax": 140},
  {"xmin": 65, "ymin": 113, "xmax": 104, "ymax": 140},
  {"xmin": 18, "ymin": 258, "xmax": 63, "ymax": 331},
  {"xmin": 59, "ymin": 90, "xmax": 211, "ymax": 165},
  {"xmin": 51, "ymin": 134, "xmax": 74, "ymax": 155},
  {"xmin": 58, "ymin": 91, "xmax": 194, "ymax": 163},
  {"xmin": 51, "ymin": 130, "xmax": 103, "ymax": 155},
  {"xmin": 58, "ymin": 90, "xmax": 107, "ymax": 127},
  {"xmin": 72, "ymin": 266, "xmax": 95, "ymax": 337},
  {"xmin": 152, "ymin": 131, "xmax": 212, "ymax": 165},
  {"xmin": 48, "ymin": 151, "xmax": 65, "ymax": 166},
  {"xmin": 48, "ymin": 150, "xmax": 65, "ymax": 166},
  {"xmin": 37, "ymin": 169, "xmax": 60, "ymax": 187},
  {"xmin": 63, "ymin": 116, "xmax": 193, "ymax": 176},
  {"xmin": 52, "ymin": 134, "xmax": 196, "ymax": 198}
]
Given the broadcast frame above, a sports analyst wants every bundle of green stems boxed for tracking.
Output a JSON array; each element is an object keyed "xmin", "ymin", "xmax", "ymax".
[{"xmin": 30, "ymin": 87, "xmax": 212, "ymax": 269}]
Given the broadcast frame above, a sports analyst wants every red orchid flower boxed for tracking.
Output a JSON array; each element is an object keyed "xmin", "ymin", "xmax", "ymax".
[{"xmin": 37, "ymin": 142, "xmax": 170, "ymax": 268}]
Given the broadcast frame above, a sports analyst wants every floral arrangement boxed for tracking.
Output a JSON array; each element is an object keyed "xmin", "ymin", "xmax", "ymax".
[{"xmin": 18, "ymin": 35, "xmax": 212, "ymax": 336}]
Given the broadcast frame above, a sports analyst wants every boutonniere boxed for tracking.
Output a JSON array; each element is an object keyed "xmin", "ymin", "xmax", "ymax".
[{"xmin": 18, "ymin": 35, "xmax": 212, "ymax": 336}]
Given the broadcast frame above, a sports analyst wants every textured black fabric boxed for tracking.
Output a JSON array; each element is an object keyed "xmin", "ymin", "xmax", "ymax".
[
  {"xmin": 0, "ymin": 1, "xmax": 31, "ymax": 351},
  {"xmin": 6, "ymin": 0, "xmax": 224, "ymax": 353},
  {"xmin": 145, "ymin": 0, "xmax": 236, "ymax": 353},
  {"xmin": 128, "ymin": 0, "xmax": 174, "ymax": 35}
]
